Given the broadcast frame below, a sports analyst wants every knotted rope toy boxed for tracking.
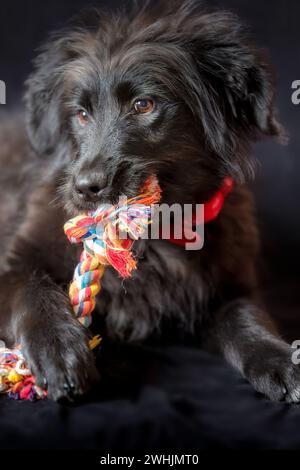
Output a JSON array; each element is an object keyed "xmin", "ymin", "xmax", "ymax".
[{"xmin": 0, "ymin": 176, "xmax": 161, "ymax": 400}]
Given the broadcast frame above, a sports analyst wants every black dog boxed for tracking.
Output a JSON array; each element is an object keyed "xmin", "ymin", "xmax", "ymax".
[{"xmin": 0, "ymin": 0, "xmax": 299, "ymax": 402}]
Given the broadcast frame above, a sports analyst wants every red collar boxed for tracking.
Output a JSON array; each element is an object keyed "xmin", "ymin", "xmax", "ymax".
[{"xmin": 168, "ymin": 177, "xmax": 234, "ymax": 247}]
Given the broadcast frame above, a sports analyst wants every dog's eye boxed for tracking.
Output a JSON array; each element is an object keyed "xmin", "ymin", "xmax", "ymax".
[
  {"xmin": 77, "ymin": 109, "xmax": 89, "ymax": 126},
  {"xmin": 134, "ymin": 98, "xmax": 154, "ymax": 114}
]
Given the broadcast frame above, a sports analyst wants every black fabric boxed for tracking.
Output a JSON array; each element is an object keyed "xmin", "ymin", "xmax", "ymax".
[{"xmin": 1, "ymin": 341, "xmax": 300, "ymax": 451}]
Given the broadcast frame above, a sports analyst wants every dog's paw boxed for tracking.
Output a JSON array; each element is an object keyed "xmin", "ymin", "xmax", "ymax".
[
  {"xmin": 22, "ymin": 316, "xmax": 99, "ymax": 402},
  {"xmin": 245, "ymin": 343, "xmax": 300, "ymax": 403},
  {"xmin": 42, "ymin": 345, "xmax": 99, "ymax": 402}
]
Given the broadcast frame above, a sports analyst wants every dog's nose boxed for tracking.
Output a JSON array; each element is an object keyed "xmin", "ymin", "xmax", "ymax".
[{"xmin": 75, "ymin": 172, "xmax": 108, "ymax": 202}]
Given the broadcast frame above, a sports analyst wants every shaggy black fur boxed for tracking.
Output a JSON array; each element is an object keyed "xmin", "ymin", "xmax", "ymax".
[{"xmin": 0, "ymin": 0, "xmax": 299, "ymax": 402}]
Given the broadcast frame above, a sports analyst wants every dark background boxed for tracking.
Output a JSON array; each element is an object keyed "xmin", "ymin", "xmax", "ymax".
[{"xmin": 0, "ymin": 0, "xmax": 299, "ymax": 339}]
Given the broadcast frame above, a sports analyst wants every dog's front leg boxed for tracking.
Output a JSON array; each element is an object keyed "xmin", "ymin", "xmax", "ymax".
[
  {"xmin": 0, "ymin": 272, "xmax": 99, "ymax": 401},
  {"xmin": 206, "ymin": 299, "xmax": 300, "ymax": 402}
]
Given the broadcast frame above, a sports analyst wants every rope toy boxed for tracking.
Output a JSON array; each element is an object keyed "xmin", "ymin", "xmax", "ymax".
[{"xmin": 0, "ymin": 176, "xmax": 161, "ymax": 400}]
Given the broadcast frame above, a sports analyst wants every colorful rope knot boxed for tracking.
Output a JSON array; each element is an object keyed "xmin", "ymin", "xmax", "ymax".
[
  {"xmin": 64, "ymin": 175, "xmax": 161, "ymax": 327},
  {"xmin": 0, "ymin": 346, "xmax": 47, "ymax": 400},
  {"xmin": 0, "ymin": 175, "xmax": 161, "ymax": 400}
]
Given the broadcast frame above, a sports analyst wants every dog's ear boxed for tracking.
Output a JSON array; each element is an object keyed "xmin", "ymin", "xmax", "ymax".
[
  {"xmin": 24, "ymin": 35, "xmax": 71, "ymax": 155},
  {"xmin": 179, "ymin": 9, "xmax": 285, "ymax": 169},
  {"xmin": 24, "ymin": 10, "xmax": 100, "ymax": 155}
]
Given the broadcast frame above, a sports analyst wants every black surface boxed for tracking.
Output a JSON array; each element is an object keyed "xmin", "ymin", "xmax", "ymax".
[
  {"xmin": 0, "ymin": 0, "xmax": 300, "ymax": 451},
  {"xmin": 2, "ymin": 342, "xmax": 300, "ymax": 451}
]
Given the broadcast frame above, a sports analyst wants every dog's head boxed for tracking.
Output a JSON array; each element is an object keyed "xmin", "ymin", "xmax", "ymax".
[{"xmin": 25, "ymin": 0, "xmax": 283, "ymax": 212}]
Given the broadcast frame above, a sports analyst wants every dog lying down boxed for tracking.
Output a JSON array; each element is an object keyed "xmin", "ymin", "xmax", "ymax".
[{"xmin": 0, "ymin": 0, "xmax": 298, "ymax": 402}]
